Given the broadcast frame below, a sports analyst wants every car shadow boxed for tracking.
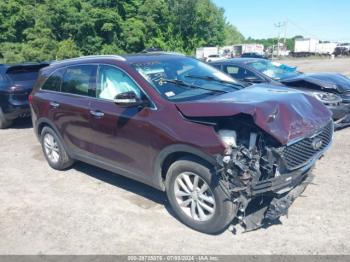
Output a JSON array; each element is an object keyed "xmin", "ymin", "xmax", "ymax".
[
  {"xmin": 10, "ymin": 117, "xmax": 33, "ymax": 129},
  {"xmin": 72, "ymin": 161, "xmax": 291, "ymax": 235},
  {"xmin": 72, "ymin": 161, "xmax": 177, "ymax": 217}
]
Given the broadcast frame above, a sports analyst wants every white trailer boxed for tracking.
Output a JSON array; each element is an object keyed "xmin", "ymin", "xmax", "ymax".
[
  {"xmin": 195, "ymin": 47, "xmax": 218, "ymax": 60},
  {"xmin": 232, "ymin": 44, "xmax": 264, "ymax": 56},
  {"xmin": 316, "ymin": 42, "xmax": 338, "ymax": 55},
  {"xmin": 219, "ymin": 45, "xmax": 235, "ymax": 58},
  {"xmin": 293, "ymin": 38, "xmax": 319, "ymax": 56}
]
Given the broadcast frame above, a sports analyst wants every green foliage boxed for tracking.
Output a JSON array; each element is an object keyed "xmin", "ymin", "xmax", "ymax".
[
  {"xmin": 56, "ymin": 39, "xmax": 81, "ymax": 59},
  {"xmin": 0, "ymin": 0, "xmax": 245, "ymax": 63}
]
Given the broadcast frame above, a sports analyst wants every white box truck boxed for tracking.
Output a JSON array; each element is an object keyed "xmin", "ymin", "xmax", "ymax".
[
  {"xmin": 232, "ymin": 44, "xmax": 264, "ymax": 56},
  {"xmin": 293, "ymin": 38, "xmax": 319, "ymax": 56},
  {"xmin": 195, "ymin": 47, "xmax": 219, "ymax": 61}
]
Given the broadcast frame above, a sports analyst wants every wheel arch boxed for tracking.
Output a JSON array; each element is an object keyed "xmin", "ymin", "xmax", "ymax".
[
  {"xmin": 153, "ymin": 144, "xmax": 217, "ymax": 191},
  {"xmin": 35, "ymin": 118, "xmax": 72, "ymax": 157}
]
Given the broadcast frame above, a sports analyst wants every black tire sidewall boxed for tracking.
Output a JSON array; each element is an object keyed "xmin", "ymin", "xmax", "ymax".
[{"xmin": 166, "ymin": 158, "xmax": 236, "ymax": 234}]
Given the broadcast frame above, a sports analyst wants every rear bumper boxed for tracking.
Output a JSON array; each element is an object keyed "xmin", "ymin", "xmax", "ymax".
[
  {"xmin": 0, "ymin": 95, "xmax": 30, "ymax": 120},
  {"xmin": 3, "ymin": 107, "xmax": 30, "ymax": 120}
]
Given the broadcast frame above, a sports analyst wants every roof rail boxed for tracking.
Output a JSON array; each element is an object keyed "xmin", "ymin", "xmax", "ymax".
[
  {"xmin": 52, "ymin": 55, "xmax": 126, "ymax": 65},
  {"xmin": 139, "ymin": 50, "xmax": 185, "ymax": 56}
]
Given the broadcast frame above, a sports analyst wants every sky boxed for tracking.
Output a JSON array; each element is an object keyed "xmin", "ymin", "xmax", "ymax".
[{"xmin": 213, "ymin": 0, "xmax": 350, "ymax": 42}]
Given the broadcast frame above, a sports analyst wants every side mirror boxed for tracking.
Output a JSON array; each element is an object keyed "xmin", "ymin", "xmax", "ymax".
[
  {"xmin": 244, "ymin": 76, "xmax": 264, "ymax": 83},
  {"xmin": 114, "ymin": 91, "xmax": 145, "ymax": 107}
]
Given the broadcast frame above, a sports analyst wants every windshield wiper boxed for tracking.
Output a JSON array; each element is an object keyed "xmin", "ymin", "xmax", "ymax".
[
  {"xmin": 185, "ymin": 74, "xmax": 244, "ymax": 88},
  {"xmin": 160, "ymin": 78, "xmax": 228, "ymax": 94}
]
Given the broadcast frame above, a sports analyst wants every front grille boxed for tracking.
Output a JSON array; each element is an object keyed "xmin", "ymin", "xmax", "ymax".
[{"xmin": 282, "ymin": 121, "xmax": 333, "ymax": 170}]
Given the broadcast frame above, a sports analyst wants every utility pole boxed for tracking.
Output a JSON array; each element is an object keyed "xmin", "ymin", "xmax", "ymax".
[
  {"xmin": 274, "ymin": 21, "xmax": 287, "ymax": 57},
  {"xmin": 284, "ymin": 19, "xmax": 288, "ymax": 45}
]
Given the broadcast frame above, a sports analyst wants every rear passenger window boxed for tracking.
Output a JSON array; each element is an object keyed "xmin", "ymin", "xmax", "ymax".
[
  {"xmin": 61, "ymin": 65, "xmax": 97, "ymax": 96},
  {"xmin": 42, "ymin": 69, "xmax": 64, "ymax": 91}
]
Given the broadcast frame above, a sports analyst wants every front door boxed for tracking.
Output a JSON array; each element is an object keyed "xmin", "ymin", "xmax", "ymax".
[{"xmin": 89, "ymin": 64, "xmax": 155, "ymax": 178}]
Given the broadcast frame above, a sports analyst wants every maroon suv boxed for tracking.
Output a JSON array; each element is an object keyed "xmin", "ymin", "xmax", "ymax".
[{"xmin": 30, "ymin": 53, "xmax": 333, "ymax": 234}]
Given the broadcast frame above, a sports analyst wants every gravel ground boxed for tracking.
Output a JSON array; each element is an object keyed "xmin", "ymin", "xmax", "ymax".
[
  {"xmin": 279, "ymin": 57, "xmax": 350, "ymax": 76},
  {"xmin": 0, "ymin": 58, "xmax": 350, "ymax": 255}
]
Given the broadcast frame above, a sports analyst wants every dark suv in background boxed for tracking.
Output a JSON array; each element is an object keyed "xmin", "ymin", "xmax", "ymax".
[
  {"xmin": 30, "ymin": 54, "xmax": 333, "ymax": 234},
  {"xmin": 0, "ymin": 63, "xmax": 49, "ymax": 128},
  {"xmin": 210, "ymin": 58, "xmax": 350, "ymax": 129}
]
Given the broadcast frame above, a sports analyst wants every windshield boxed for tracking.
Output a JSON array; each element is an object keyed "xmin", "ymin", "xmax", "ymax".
[
  {"xmin": 132, "ymin": 56, "xmax": 241, "ymax": 102},
  {"xmin": 248, "ymin": 60, "xmax": 300, "ymax": 80}
]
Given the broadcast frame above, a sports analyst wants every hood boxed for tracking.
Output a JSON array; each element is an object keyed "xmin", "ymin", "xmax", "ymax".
[
  {"xmin": 175, "ymin": 85, "xmax": 332, "ymax": 145},
  {"xmin": 281, "ymin": 73, "xmax": 350, "ymax": 93}
]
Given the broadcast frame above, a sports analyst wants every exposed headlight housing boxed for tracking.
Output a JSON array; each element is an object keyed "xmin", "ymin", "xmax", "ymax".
[
  {"xmin": 218, "ymin": 130, "xmax": 237, "ymax": 148},
  {"xmin": 311, "ymin": 91, "xmax": 342, "ymax": 104},
  {"xmin": 321, "ymin": 82, "xmax": 338, "ymax": 90}
]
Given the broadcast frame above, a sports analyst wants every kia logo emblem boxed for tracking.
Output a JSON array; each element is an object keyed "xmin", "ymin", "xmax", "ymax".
[{"xmin": 311, "ymin": 138, "xmax": 323, "ymax": 150}]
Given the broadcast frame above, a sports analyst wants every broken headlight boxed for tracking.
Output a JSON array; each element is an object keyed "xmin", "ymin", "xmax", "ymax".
[
  {"xmin": 218, "ymin": 130, "xmax": 237, "ymax": 149},
  {"xmin": 311, "ymin": 91, "xmax": 342, "ymax": 104}
]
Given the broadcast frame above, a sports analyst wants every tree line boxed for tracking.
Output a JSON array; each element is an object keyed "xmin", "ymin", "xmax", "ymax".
[
  {"xmin": 245, "ymin": 36, "xmax": 304, "ymax": 52},
  {"xmin": 0, "ymin": 0, "xmax": 245, "ymax": 63}
]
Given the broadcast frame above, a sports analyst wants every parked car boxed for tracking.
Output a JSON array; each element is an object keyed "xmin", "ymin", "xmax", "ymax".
[
  {"xmin": 0, "ymin": 62, "xmax": 49, "ymax": 128},
  {"xmin": 334, "ymin": 44, "xmax": 350, "ymax": 57},
  {"xmin": 206, "ymin": 54, "xmax": 223, "ymax": 62},
  {"xmin": 210, "ymin": 58, "xmax": 350, "ymax": 129},
  {"xmin": 30, "ymin": 54, "xmax": 333, "ymax": 234},
  {"xmin": 241, "ymin": 52, "xmax": 268, "ymax": 59}
]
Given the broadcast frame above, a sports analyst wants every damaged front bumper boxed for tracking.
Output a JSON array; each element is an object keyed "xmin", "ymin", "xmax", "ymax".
[
  {"xmin": 251, "ymin": 155, "xmax": 314, "ymax": 196},
  {"xmin": 217, "ymin": 137, "xmax": 330, "ymax": 232},
  {"xmin": 242, "ymin": 173, "xmax": 313, "ymax": 231}
]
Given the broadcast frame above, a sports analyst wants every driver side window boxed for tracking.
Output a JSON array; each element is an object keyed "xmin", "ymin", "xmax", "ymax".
[{"xmin": 97, "ymin": 65, "xmax": 141, "ymax": 101}]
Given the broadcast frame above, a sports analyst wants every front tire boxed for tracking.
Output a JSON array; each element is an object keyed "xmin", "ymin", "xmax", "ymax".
[
  {"xmin": 165, "ymin": 157, "xmax": 237, "ymax": 234},
  {"xmin": 41, "ymin": 126, "xmax": 74, "ymax": 170}
]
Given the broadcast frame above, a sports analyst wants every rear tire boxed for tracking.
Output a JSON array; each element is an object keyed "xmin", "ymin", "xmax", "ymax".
[
  {"xmin": 41, "ymin": 126, "xmax": 74, "ymax": 170},
  {"xmin": 165, "ymin": 157, "xmax": 237, "ymax": 234},
  {"xmin": 0, "ymin": 108, "xmax": 13, "ymax": 129}
]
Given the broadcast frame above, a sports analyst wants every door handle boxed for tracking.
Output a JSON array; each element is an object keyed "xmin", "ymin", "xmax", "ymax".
[
  {"xmin": 49, "ymin": 101, "xmax": 60, "ymax": 108},
  {"xmin": 90, "ymin": 110, "xmax": 104, "ymax": 118}
]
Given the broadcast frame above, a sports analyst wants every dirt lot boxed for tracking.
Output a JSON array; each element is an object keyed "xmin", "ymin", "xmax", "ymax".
[
  {"xmin": 279, "ymin": 57, "xmax": 350, "ymax": 76},
  {"xmin": 0, "ymin": 58, "xmax": 350, "ymax": 255}
]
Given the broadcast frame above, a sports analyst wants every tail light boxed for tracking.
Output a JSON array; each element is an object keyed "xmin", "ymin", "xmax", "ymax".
[{"xmin": 28, "ymin": 94, "xmax": 33, "ymax": 104}]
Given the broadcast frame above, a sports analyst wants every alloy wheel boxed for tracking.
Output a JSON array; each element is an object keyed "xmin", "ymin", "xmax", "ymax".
[
  {"xmin": 43, "ymin": 133, "xmax": 60, "ymax": 163},
  {"xmin": 174, "ymin": 172, "xmax": 216, "ymax": 222}
]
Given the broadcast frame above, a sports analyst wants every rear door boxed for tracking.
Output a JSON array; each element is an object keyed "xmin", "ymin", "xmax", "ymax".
[{"xmin": 49, "ymin": 64, "xmax": 97, "ymax": 156}]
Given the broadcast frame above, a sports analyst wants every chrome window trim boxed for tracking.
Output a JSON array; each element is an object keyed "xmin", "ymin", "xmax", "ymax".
[{"xmin": 39, "ymin": 63, "xmax": 157, "ymax": 110}]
